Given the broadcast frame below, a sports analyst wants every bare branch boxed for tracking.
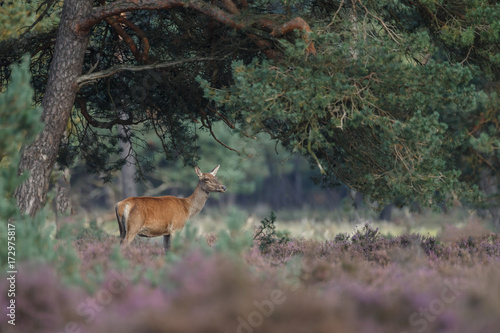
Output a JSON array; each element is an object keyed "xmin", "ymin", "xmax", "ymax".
[
  {"xmin": 105, "ymin": 15, "xmax": 143, "ymax": 62},
  {"xmin": 77, "ymin": 57, "xmax": 221, "ymax": 87},
  {"xmin": 255, "ymin": 17, "xmax": 317, "ymax": 55},
  {"xmin": 116, "ymin": 16, "xmax": 151, "ymax": 63},
  {"xmin": 358, "ymin": 1, "xmax": 402, "ymax": 44},
  {"xmin": 270, "ymin": 17, "xmax": 316, "ymax": 55},
  {"xmin": 76, "ymin": 97, "xmax": 139, "ymax": 130},
  {"xmin": 99, "ymin": 0, "xmax": 151, "ymax": 64},
  {"xmin": 201, "ymin": 110, "xmax": 240, "ymax": 153},
  {"xmin": 19, "ymin": 0, "xmax": 57, "ymax": 39}
]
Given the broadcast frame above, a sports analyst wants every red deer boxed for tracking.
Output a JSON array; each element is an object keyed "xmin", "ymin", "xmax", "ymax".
[{"xmin": 115, "ymin": 165, "xmax": 226, "ymax": 251}]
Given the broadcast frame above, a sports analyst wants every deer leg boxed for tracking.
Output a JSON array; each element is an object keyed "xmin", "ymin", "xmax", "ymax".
[
  {"xmin": 121, "ymin": 229, "xmax": 139, "ymax": 247},
  {"xmin": 121, "ymin": 217, "xmax": 141, "ymax": 247},
  {"xmin": 163, "ymin": 234, "xmax": 171, "ymax": 252}
]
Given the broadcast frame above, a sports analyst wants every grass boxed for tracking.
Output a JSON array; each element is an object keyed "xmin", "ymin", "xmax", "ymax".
[
  {"xmin": 3, "ymin": 207, "xmax": 500, "ymax": 333},
  {"xmin": 91, "ymin": 205, "xmax": 475, "ymax": 242}
]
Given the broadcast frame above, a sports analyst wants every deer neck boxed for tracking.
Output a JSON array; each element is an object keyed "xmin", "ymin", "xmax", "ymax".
[{"xmin": 187, "ymin": 183, "xmax": 210, "ymax": 218}]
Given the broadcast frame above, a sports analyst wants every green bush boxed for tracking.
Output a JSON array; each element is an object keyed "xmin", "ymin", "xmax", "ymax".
[{"xmin": 254, "ymin": 211, "xmax": 290, "ymax": 253}]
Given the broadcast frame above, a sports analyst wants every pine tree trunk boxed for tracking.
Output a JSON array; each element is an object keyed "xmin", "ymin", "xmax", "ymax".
[{"xmin": 15, "ymin": 0, "xmax": 92, "ymax": 216}]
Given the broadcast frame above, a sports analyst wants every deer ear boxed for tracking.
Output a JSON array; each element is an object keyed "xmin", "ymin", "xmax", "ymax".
[
  {"xmin": 210, "ymin": 164, "xmax": 220, "ymax": 176},
  {"xmin": 195, "ymin": 166, "xmax": 203, "ymax": 178}
]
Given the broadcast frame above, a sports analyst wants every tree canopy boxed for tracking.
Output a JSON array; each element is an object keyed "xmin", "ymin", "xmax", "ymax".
[
  {"xmin": 201, "ymin": 0, "xmax": 500, "ymax": 208},
  {"xmin": 1, "ymin": 0, "xmax": 499, "ymax": 219}
]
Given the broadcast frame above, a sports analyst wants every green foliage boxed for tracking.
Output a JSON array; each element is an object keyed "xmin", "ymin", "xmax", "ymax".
[
  {"xmin": 144, "ymin": 122, "xmax": 271, "ymax": 195},
  {"xmin": 214, "ymin": 207, "xmax": 253, "ymax": 254},
  {"xmin": 0, "ymin": 55, "xmax": 42, "ymax": 222},
  {"xmin": 0, "ymin": 56, "xmax": 82, "ymax": 284},
  {"xmin": 201, "ymin": 28, "xmax": 480, "ymax": 208},
  {"xmin": 0, "ymin": 1, "xmax": 61, "ymax": 40},
  {"xmin": 201, "ymin": 0, "xmax": 500, "ymax": 211},
  {"xmin": 254, "ymin": 211, "xmax": 290, "ymax": 252}
]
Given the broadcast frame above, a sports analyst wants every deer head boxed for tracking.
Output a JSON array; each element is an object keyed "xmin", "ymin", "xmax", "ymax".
[{"xmin": 195, "ymin": 165, "xmax": 227, "ymax": 193}]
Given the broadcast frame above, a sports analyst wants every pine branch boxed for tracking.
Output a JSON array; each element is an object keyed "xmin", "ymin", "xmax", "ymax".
[
  {"xmin": 76, "ymin": 97, "xmax": 139, "ymax": 130},
  {"xmin": 74, "ymin": 0, "xmax": 316, "ymax": 58},
  {"xmin": 19, "ymin": 0, "xmax": 57, "ymax": 39},
  {"xmin": 105, "ymin": 15, "xmax": 143, "ymax": 63},
  {"xmin": 77, "ymin": 57, "xmax": 220, "ymax": 87},
  {"xmin": 75, "ymin": 0, "xmax": 242, "ymax": 34}
]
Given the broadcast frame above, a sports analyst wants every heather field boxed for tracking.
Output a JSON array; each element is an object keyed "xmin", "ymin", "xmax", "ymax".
[{"xmin": 2, "ymin": 210, "xmax": 500, "ymax": 333}]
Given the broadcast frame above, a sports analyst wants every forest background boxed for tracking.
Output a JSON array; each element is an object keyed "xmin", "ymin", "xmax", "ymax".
[{"xmin": 2, "ymin": 1, "xmax": 500, "ymax": 332}]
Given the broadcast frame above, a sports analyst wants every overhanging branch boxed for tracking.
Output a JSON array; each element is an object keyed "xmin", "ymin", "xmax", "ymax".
[
  {"xmin": 105, "ymin": 15, "xmax": 143, "ymax": 63},
  {"xmin": 77, "ymin": 57, "xmax": 221, "ymax": 88},
  {"xmin": 115, "ymin": 15, "xmax": 151, "ymax": 63},
  {"xmin": 76, "ymin": 97, "xmax": 139, "ymax": 130},
  {"xmin": 75, "ymin": 0, "xmax": 242, "ymax": 34},
  {"xmin": 75, "ymin": 0, "xmax": 317, "ymax": 58}
]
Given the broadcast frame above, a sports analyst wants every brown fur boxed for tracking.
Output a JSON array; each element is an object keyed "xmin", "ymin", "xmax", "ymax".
[{"xmin": 115, "ymin": 165, "xmax": 226, "ymax": 250}]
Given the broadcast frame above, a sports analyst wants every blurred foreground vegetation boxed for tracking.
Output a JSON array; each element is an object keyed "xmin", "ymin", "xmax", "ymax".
[{"xmin": 2, "ymin": 208, "xmax": 500, "ymax": 333}]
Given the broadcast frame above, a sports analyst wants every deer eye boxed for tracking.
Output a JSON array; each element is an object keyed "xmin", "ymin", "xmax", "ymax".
[{"xmin": 203, "ymin": 178, "xmax": 209, "ymax": 182}]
